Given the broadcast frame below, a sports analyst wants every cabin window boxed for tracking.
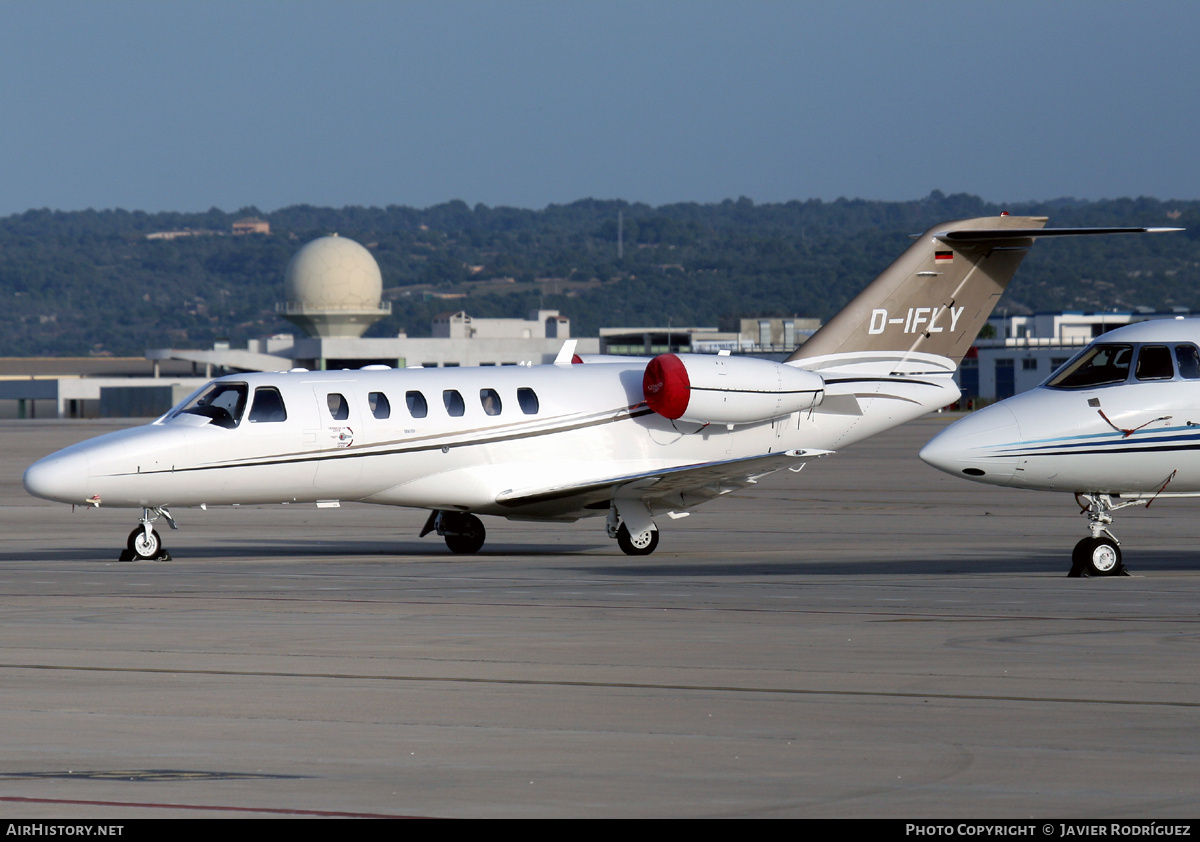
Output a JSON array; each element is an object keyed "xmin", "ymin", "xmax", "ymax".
[
  {"xmin": 1135, "ymin": 345, "xmax": 1174, "ymax": 381},
  {"xmin": 443, "ymin": 389, "xmax": 465, "ymax": 417},
  {"xmin": 247, "ymin": 387, "xmax": 287, "ymax": 423},
  {"xmin": 178, "ymin": 382, "xmax": 247, "ymax": 429},
  {"xmin": 369, "ymin": 391, "xmax": 391, "ymax": 419},
  {"xmin": 326, "ymin": 392, "xmax": 349, "ymax": 421},
  {"xmin": 1176, "ymin": 345, "xmax": 1200, "ymax": 379},
  {"xmin": 406, "ymin": 390, "xmax": 428, "ymax": 418},
  {"xmin": 480, "ymin": 388, "xmax": 502, "ymax": 416},
  {"xmin": 517, "ymin": 387, "xmax": 540, "ymax": 415},
  {"xmin": 1046, "ymin": 344, "xmax": 1132, "ymax": 389}
]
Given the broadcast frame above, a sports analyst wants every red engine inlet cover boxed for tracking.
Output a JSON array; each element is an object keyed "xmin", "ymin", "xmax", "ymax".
[{"xmin": 643, "ymin": 354, "xmax": 691, "ymax": 420}]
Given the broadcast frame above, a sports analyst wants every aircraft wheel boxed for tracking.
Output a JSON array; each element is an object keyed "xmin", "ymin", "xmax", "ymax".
[
  {"xmin": 444, "ymin": 514, "xmax": 485, "ymax": 554},
  {"xmin": 127, "ymin": 527, "xmax": 162, "ymax": 560},
  {"xmin": 617, "ymin": 524, "xmax": 659, "ymax": 556},
  {"xmin": 1074, "ymin": 536, "xmax": 1122, "ymax": 576}
]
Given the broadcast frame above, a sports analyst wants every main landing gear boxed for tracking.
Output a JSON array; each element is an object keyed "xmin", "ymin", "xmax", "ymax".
[
  {"xmin": 119, "ymin": 507, "xmax": 176, "ymax": 561},
  {"xmin": 606, "ymin": 502, "xmax": 660, "ymax": 556},
  {"xmin": 1069, "ymin": 494, "xmax": 1130, "ymax": 578},
  {"xmin": 421, "ymin": 511, "xmax": 486, "ymax": 554},
  {"xmin": 615, "ymin": 523, "xmax": 659, "ymax": 556}
]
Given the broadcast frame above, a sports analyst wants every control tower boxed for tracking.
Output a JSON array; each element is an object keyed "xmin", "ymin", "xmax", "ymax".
[{"xmin": 276, "ymin": 234, "xmax": 391, "ymax": 338}]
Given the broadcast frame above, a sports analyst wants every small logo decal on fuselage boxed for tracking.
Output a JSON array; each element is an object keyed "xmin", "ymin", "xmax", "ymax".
[
  {"xmin": 867, "ymin": 306, "xmax": 964, "ymax": 335},
  {"xmin": 330, "ymin": 427, "xmax": 354, "ymax": 447}
]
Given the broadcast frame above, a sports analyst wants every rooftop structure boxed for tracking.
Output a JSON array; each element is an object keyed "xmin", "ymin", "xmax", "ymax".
[{"xmin": 276, "ymin": 235, "xmax": 391, "ymax": 338}]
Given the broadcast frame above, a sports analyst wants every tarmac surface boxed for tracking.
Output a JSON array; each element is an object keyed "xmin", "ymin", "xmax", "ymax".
[{"xmin": 1, "ymin": 415, "xmax": 1199, "ymax": 818}]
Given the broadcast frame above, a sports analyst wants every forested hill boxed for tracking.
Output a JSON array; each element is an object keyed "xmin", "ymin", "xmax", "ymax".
[{"xmin": 2, "ymin": 192, "xmax": 1198, "ymax": 357}]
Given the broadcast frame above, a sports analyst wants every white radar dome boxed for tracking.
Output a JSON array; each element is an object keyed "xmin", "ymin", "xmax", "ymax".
[{"xmin": 284, "ymin": 235, "xmax": 383, "ymax": 310}]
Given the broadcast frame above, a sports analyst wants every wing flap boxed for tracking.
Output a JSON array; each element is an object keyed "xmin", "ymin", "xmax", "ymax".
[{"xmin": 494, "ymin": 449, "xmax": 832, "ymax": 513}]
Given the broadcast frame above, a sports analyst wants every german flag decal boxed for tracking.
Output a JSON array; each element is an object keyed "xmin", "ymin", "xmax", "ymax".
[{"xmin": 934, "ymin": 251, "xmax": 954, "ymax": 263}]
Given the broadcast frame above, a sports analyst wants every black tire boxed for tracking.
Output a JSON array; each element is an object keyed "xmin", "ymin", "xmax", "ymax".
[
  {"xmin": 616, "ymin": 523, "xmax": 659, "ymax": 556},
  {"xmin": 126, "ymin": 526, "xmax": 162, "ymax": 560},
  {"xmin": 444, "ymin": 514, "xmax": 486, "ymax": 554},
  {"xmin": 1075, "ymin": 536, "xmax": 1122, "ymax": 576}
]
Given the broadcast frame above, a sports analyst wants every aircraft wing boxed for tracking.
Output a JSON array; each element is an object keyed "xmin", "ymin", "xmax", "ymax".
[{"xmin": 492, "ymin": 448, "xmax": 833, "ymax": 519}]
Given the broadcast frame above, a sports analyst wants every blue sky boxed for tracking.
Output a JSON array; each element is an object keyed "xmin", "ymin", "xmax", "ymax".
[{"xmin": 3, "ymin": 1, "xmax": 1198, "ymax": 215}]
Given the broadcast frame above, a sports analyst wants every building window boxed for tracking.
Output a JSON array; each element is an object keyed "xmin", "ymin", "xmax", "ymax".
[
  {"xmin": 369, "ymin": 391, "xmax": 390, "ymax": 420},
  {"xmin": 1021, "ymin": 359, "xmax": 1038, "ymax": 370}
]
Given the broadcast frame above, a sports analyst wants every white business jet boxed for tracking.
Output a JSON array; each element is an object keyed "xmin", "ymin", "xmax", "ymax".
[
  {"xmin": 921, "ymin": 315, "xmax": 1199, "ymax": 577},
  {"xmin": 24, "ymin": 215, "xmax": 1169, "ymax": 561}
]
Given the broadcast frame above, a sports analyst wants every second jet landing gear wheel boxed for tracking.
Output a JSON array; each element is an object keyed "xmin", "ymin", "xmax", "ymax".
[
  {"xmin": 1069, "ymin": 494, "xmax": 1130, "ymax": 577},
  {"xmin": 616, "ymin": 523, "xmax": 659, "ymax": 556},
  {"xmin": 442, "ymin": 513, "xmax": 486, "ymax": 554},
  {"xmin": 1072, "ymin": 536, "xmax": 1123, "ymax": 577}
]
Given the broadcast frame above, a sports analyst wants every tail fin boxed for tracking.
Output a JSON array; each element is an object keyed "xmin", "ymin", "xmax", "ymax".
[{"xmin": 787, "ymin": 216, "xmax": 1176, "ymax": 365}]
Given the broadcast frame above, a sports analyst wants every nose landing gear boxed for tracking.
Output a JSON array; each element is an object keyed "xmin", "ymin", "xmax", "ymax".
[
  {"xmin": 1069, "ymin": 494, "xmax": 1130, "ymax": 577},
  {"xmin": 119, "ymin": 507, "xmax": 176, "ymax": 561}
]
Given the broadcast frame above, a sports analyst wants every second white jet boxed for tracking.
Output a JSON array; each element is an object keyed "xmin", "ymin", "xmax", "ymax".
[{"xmin": 921, "ymin": 317, "xmax": 1197, "ymax": 577}]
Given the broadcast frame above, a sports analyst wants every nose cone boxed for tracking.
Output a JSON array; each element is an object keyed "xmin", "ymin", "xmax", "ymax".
[
  {"xmin": 23, "ymin": 449, "xmax": 90, "ymax": 503},
  {"xmin": 920, "ymin": 403, "xmax": 1022, "ymax": 485}
]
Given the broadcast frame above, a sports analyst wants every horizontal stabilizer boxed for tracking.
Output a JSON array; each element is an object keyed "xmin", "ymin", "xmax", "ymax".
[
  {"xmin": 791, "ymin": 215, "xmax": 1182, "ymax": 367},
  {"xmin": 937, "ymin": 226, "xmax": 1182, "ymax": 242}
]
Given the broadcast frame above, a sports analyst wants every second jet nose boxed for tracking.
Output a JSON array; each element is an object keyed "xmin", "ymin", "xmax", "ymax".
[
  {"xmin": 920, "ymin": 403, "xmax": 1023, "ymax": 485},
  {"xmin": 23, "ymin": 450, "xmax": 90, "ymax": 504}
]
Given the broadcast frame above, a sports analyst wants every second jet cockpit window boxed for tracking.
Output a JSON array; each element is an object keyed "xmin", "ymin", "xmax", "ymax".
[
  {"xmin": 1135, "ymin": 345, "xmax": 1174, "ymax": 381},
  {"xmin": 1176, "ymin": 344, "xmax": 1200, "ymax": 379},
  {"xmin": 1046, "ymin": 344, "xmax": 1133, "ymax": 389}
]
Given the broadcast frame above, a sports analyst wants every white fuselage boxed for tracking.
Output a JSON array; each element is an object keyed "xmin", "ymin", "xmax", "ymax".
[
  {"xmin": 24, "ymin": 353, "xmax": 960, "ymax": 522},
  {"xmin": 920, "ymin": 320, "xmax": 1200, "ymax": 496}
]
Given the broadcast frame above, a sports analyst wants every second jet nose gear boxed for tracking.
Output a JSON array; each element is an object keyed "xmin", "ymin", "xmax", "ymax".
[{"xmin": 1068, "ymin": 494, "xmax": 1130, "ymax": 578}]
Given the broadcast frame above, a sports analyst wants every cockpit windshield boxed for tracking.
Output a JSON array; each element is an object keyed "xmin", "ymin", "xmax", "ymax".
[
  {"xmin": 172, "ymin": 382, "xmax": 248, "ymax": 428},
  {"xmin": 1045, "ymin": 344, "xmax": 1132, "ymax": 389}
]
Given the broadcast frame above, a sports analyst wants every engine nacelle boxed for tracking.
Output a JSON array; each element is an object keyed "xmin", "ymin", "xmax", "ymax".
[{"xmin": 642, "ymin": 353, "xmax": 824, "ymax": 425}]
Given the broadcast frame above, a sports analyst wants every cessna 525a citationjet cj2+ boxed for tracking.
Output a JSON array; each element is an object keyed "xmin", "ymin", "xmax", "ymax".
[
  {"xmin": 921, "ymin": 316, "xmax": 1200, "ymax": 578},
  {"xmin": 23, "ymin": 215, "xmax": 1174, "ymax": 561}
]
